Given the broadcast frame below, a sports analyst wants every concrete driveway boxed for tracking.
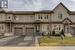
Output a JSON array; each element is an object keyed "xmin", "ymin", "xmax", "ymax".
[{"xmin": 2, "ymin": 36, "xmax": 36, "ymax": 46}]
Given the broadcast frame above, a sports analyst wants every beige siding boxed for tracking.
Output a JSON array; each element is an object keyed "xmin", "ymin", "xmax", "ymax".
[
  {"xmin": 0, "ymin": 24, "xmax": 5, "ymax": 33},
  {"xmin": 35, "ymin": 14, "xmax": 50, "ymax": 22},
  {"xmin": 0, "ymin": 13, "xmax": 6, "ymax": 21},
  {"xmin": 51, "ymin": 4, "xmax": 69, "ymax": 22},
  {"xmin": 14, "ymin": 15, "xmax": 35, "ymax": 22},
  {"xmin": 52, "ymin": 24, "xmax": 63, "ymax": 33},
  {"xmin": 41, "ymin": 24, "xmax": 49, "ymax": 32},
  {"xmin": 69, "ymin": 15, "xmax": 75, "ymax": 22},
  {"xmin": 6, "ymin": 14, "xmax": 13, "ymax": 21}
]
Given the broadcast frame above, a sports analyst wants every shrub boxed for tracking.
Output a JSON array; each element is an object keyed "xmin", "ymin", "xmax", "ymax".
[
  {"xmin": 42, "ymin": 32, "xmax": 45, "ymax": 36},
  {"xmin": 52, "ymin": 30, "xmax": 55, "ymax": 36},
  {"xmin": 54, "ymin": 34, "xmax": 60, "ymax": 36},
  {"xmin": 60, "ymin": 29, "xmax": 65, "ymax": 37}
]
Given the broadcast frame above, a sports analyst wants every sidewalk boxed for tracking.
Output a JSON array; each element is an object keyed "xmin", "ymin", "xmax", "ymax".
[
  {"xmin": 35, "ymin": 36, "xmax": 42, "ymax": 46},
  {"xmin": 0, "ymin": 36, "xmax": 19, "ymax": 46}
]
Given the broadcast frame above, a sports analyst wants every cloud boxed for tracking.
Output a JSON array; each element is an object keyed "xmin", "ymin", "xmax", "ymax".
[
  {"xmin": 71, "ymin": 0, "xmax": 75, "ymax": 1},
  {"xmin": 8, "ymin": 0, "xmax": 75, "ymax": 11}
]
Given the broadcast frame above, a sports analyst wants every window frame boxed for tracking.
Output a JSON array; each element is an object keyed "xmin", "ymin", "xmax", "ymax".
[
  {"xmin": 58, "ymin": 12, "xmax": 62, "ymax": 19},
  {"xmin": 38, "ymin": 15, "xmax": 42, "ymax": 19}
]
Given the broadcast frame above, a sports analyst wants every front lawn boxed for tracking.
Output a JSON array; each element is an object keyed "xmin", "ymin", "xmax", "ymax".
[{"xmin": 38, "ymin": 36, "xmax": 75, "ymax": 46}]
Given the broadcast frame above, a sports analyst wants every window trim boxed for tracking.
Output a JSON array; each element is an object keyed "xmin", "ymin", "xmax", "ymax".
[
  {"xmin": 38, "ymin": 15, "xmax": 42, "ymax": 19},
  {"xmin": 58, "ymin": 12, "xmax": 62, "ymax": 19}
]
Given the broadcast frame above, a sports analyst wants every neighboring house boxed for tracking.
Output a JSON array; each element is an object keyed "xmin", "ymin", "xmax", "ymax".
[
  {"xmin": 0, "ymin": 3, "xmax": 75, "ymax": 36},
  {"xmin": 0, "ymin": 0, "xmax": 8, "ymax": 8}
]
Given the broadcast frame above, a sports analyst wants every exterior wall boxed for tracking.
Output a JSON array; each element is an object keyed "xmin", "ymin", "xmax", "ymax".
[
  {"xmin": 41, "ymin": 24, "xmax": 49, "ymax": 32},
  {"xmin": 52, "ymin": 24, "xmax": 63, "ymax": 34},
  {"xmin": 0, "ymin": 23, "xmax": 6, "ymax": 35},
  {"xmin": 69, "ymin": 15, "xmax": 75, "ymax": 22},
  {"xmin": 6, "ymin": 14, "xmax": 14, "ymax": 21},
  {"xmin": 51, "ymin": 4, "xmax": 69, "ymax": 22},
  {"xmin": 35, "ymin": 14, "xmax": 50, "ymax": 22},
  {"xmin": 14, "ymin": 15, "xmax": 35, "ymax": 22},
  {"xmin": 0, "ymin": 13, "xmax": 6, "ymax": 21},
  {"xmin": 0, "ymin": 13, "xmax": 14, "ymax": 21}
]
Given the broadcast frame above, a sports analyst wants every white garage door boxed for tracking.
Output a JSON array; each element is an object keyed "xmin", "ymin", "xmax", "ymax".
[
  {"xmin": 26, "ymin": 28, "xmax": 34, "ymax": 36},
  {"xmin": 14, "ymin": 27, "xmax": 23, "ymax": 35}
]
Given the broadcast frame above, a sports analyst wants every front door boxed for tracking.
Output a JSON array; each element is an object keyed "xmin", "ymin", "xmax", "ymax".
[
  {"xmin": 64, "ymin": 24, "xmax": 69, "ymax": 33},
  {"xmin": 35, "ymin": 24, "xmax": 40, "ymax": 36}
]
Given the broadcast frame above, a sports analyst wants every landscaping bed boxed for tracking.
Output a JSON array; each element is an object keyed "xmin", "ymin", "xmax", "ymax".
[{"xmin": 38, "ymin": 36, "xmax": 75, "ymax": 46}]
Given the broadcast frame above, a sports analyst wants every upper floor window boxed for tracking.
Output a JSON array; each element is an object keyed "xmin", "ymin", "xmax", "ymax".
[
  {"xmin": 8, "ymin": 16, "xmax": 10, "ymax": 19},
  {"xmin": 44, "ymin": 15, "xmax": 48, "ymax": 19},
  {"xmin": 38, "ymin": 15, "xmax": 42, "ymax": 19},
  {"xmin": 58, "ymin": 12, "xmax": 62, "ymax": 19}
]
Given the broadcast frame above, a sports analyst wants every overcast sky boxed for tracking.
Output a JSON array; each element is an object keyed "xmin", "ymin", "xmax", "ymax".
[{"xmin": 8, "ymin": 0, "xmax": 75, "ymax": 11}]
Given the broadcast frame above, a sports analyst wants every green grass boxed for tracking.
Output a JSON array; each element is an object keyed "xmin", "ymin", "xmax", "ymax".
[{"xmin": 38, "ymin": 36, "xmax": 75, "ymax": 46}]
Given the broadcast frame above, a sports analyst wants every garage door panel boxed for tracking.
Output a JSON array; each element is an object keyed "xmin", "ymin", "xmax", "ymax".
[
  {"xmin": 14, "ymin": 28, "xmax": 23, "ymax": 35},
  {"xmin": 26, "ymin": 28, "xmax": 34, "ymax": 36}
]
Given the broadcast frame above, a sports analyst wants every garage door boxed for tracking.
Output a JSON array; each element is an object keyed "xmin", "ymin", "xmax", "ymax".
[
  {"xmin": 26, "ymin": 28, "xmax": 34, "ymax": 36},
  {"xmin": 14, "ymin": 27, "xmax": 23, "ymax": 35}
]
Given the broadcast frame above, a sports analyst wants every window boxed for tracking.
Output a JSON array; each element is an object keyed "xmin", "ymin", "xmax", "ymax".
[
  {"xmin": 38, "ymin": 16, "xmax": 40, "ymax": 19},
  {"xmin": 14, "ymin": 16, "xmax": 16, "ymax": 20},
  {"xmin": 41, "ymin": 16, "xmax": 42, "ymax": 19},
  {"xmin": 38, "ymin": 15, "xmax": 42, "ymax": 19},
  {"xmin": 58, "ymin": 12, "xmax": 62, "ymax": 19},
  {"xmin": 46, "ymin": 15, "xmax": 48, "ymax": 19},
  {"xmin": 59, "ymin": 25, "xmax": 61, "ymax": 30},
  {"xmin": 0, "ymin": 15, "xmax": 2, "ymax": 19},
  {"xmin": 2, "ymin": 25, "xmax": 3, "ymax": 30},
  {"xmin": 44, "ymin": 15, "xmax": 48, "ymax": 19},
  {"xmin": 8, "ymin": 16, "xmax": 10, "ymax": 19}
]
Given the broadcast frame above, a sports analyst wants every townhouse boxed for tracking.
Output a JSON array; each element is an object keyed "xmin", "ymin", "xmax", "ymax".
[{"xmin": 0, "ymin": 3, "xmax": 75, "ymax": 36}]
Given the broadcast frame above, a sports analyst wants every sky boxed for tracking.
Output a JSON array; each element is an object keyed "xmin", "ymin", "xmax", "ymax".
[{"xmin": 8, "ymin": 0, "xmax": 75, "ymax": 11}]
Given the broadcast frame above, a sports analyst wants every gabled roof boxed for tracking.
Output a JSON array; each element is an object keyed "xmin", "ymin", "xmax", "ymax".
[
  {"xmin": 13, "ymin": 11, "xmax": 34, "ymax": 15},
  {"xmin": 12, "ymin": 2, "xmax": 75, "ymax": 14},
  {"xmin": 53, "ymin": 2, "xmax": 70, "ymax": 12},
  {"xmin": 62, "ymin": 17, "xmax": 72, "ymax": 23}
]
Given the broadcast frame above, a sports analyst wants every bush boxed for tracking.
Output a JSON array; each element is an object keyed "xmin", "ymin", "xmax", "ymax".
[
  {"xmin": 42, "ymin": 32, "xmax": 45, "ymax": 36},
  {"xmin": 60, "ymin": 29, "xmax": 65, "ymax": 37},
  {"xmin": 54, "ymin": 34, "xmax": 61, "ymax": 36},
  {"xmin": 52, "ymin": 30, "xmax": 55, "ymax": 36},
  {"xmin": 48, "ymin": 32, "xmax": 51, "ymax": 36}
]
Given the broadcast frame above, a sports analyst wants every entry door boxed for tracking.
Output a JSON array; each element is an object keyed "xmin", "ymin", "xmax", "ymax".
[
  {"xmin": 64, "ymin": 24, "xmax": 69, "ymax": 33},
  {"xmin": 26, "ymin": 28, "xmax": 34, "ymax": 36},
  {"xmin": 14, "ymin": 28, "xmax": 23, "ymax": 35},
  {"xmin": 36, "ymin": 25, "xmax": 40, "ymax": 35}
]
